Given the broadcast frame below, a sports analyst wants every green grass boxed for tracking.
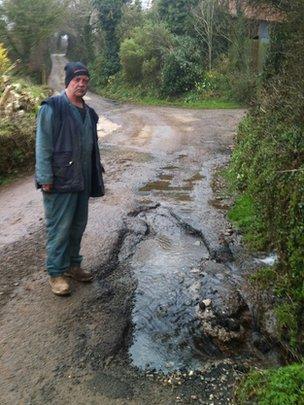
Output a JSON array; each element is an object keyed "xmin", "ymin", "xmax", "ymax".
[
  {"xmin": 228, "ymin": 193, "xmax": 268, "ymax": 250},
  {"xmin": 94, "ymin": 84, "xmax": 243, "ymax": 109},
  {"xmin": 235, "ymin": 363, "xmax": 304, "ymax": 404}
]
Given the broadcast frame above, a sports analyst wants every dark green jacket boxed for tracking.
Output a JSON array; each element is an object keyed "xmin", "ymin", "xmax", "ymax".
[{"xmin": 35, "ymin": 92, "xmax": 105, "ymax": 197}]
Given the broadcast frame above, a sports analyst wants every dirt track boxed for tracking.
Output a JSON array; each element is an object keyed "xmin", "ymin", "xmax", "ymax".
[{"xmin": 0, "ymin": 54, "xmax": 266, "ymax": 404}]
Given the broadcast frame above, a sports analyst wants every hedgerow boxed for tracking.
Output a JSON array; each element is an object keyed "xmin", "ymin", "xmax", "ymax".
[{"xmin": 228, "ymin": 0, "xmax": 304, "ymax": 352}]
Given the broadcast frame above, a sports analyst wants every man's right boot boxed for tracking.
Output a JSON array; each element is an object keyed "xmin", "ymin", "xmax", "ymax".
[{"xmin": 49, "ymin": 276, "xmax": 71, "ymax": 296}]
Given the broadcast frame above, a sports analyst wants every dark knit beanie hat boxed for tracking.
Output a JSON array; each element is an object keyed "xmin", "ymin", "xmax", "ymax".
[{"xmin": 64, "ymin": 62, "xmax": 90, "ymax": 87}]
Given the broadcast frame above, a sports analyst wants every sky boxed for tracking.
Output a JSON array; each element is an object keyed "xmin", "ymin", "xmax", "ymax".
[{"xmin": 141, "ymin": 0, "xmax": 152, "ymax": 9}]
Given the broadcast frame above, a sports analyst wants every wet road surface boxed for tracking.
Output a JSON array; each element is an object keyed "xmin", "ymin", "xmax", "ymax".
[{"xmin": 0, "ymin": 54, "xmax": 269, "ymax": 404}]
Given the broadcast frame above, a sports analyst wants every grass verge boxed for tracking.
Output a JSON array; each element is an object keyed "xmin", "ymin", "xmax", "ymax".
[
  {"xmin": 94, "ymin": 84, "xmax": 243, "ymax": 109},
  {"xmin": 235, "ymin": 363, "xmax": 304, "ymax": 404}
]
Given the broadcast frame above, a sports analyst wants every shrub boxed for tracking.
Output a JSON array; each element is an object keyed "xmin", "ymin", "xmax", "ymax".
[
  {"xmin": 119, "ymin": 22, "xmax": 173, "ymax": 86},
  {"xmin": 120, "ymin": 38, "xmax": 144, "ymax": 84},
  {"xmin": 229, "ymin": 110, "xmax": 304, "ymax": 349},
  {"xmin": 88, "ymin": 54, "xmax": 106, "ymax": 87},
  {"xmin": 161, "ymin": 36, "xmax": 202, "ymax": 97},
  {"xmin": 0, "ymin": 114, "xmax": 36, "ymax": 179},
  {"xmin": 228, "ymin": 3, "xmax": 304, "ymax": 350},
  {"xmin": 195, "ymin": 70, "xmax": 230, "ymax": 99},
  {"xmin": 0, "ymin": 76, "xmax": 48, "ymax": 181},
  {"xmin": 228, "ymin": 72, "xmax": 259, "ymax": 104}
]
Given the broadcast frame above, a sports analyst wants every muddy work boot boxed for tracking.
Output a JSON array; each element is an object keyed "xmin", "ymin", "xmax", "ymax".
[
  {"xmin": 49, "ymin": 276, "xmax": 71, "ymax": 296},
  {"xmin": 64, "ymin": 266, "xmax": 93, "ymax": 282}
]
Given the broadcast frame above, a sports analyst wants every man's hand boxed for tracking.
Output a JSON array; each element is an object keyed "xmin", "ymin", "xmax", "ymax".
[{"xmin": 42, "ymin": 184, "xmax": 53, "ymax": 193}]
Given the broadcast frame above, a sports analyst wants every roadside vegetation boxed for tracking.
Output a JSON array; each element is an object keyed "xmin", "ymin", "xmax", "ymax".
[
  {"xmin": 1, "ymin": 0, "xmax": 303, "ymax": 401},
  {"xmin": 87, "ymin": 0, "xmax": 259, "ymax": 107},
  {"xmin": 227, "ymin": 0, "xmax": 304, "ymax": 402},
  {"xmin": 235, "ymin": 363, "xmax": 304, "ymax": 404},
  {"xmin": 0, "ymin": 0, "xmax": 63, "ymax": 183},
  {"xmin": 0, "ymin": 45, "xmax": 49, "ymax": 184}
]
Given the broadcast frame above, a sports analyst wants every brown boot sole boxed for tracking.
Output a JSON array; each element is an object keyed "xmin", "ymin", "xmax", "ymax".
[
  {"xmin": 64, "ymin": 273, "xmax": 93, "ymax": 282},
  {"xmin": 51, "ymin": 289, "xmax": 71, "ymax": 296}
]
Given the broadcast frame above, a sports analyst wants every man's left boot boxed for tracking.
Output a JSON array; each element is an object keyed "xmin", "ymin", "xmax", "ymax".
[{"xmin": 64, "ymin": 266, "xmax": 93, "ymax": 282}]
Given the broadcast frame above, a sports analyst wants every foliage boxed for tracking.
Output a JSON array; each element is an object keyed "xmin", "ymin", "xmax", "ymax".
[
  {"xmin": 0, "ymin": 0, "xmax": 65, "ymax": 75},
  {"xmin": 0, "ymin": 75, "xmax": 48, "ymax": 181},
  {"xmin": 235, "ymin": 363, "xmax": 304, "ymax": 404},
  {"xmin": 192, "ymin": 0, "xmax": 231, "ymax": 70},
  {"xmin": 228, "ymin": 0, "xmax": 304, "ymax": 352},
  {"xmin": 120, "ymin": 38, "xmax": 144, "ymax": 83},
  {"xmin": 65, "ymin": 0, "xmax": 97, "ymax": 65},
  {"xmin": 228, "ymin": 193, "xmax": 268, "ymax": 250},
  {"xmin": 156, "ymin": 0, "xmax": 199, "ymax": 35},
  {"xmin": 228, "ymin": 73, "xmax": 259, "ymax": 104},
  {"xmin": 117, "ymin": 0, "xmax": 143, "ymax": 41},
  {"xmin": 90, "ymin": 0, "xmax": 260, "ymax": 103},
  {"xmin": 195, "ymin": 70, "xmax": 230, "ymax": 98},
  {"xmin": 0, "ymin": 44, "xmax": 11, "ymax": 76},
  {"xmin": 96, "ymin": 74, "xmax": 241, "ymax": 109},
  {"xmin": 118, "ymin": 21, "xmax": 173, "ymax": 87},
  {"xmin": 249, "ymin": 267, "xmax": 277, "ymax": 290},
  {"xmin": 92, "ymin": 0, "xmax": 128, "ymax": 82},
  {"xmin": 225, "ymin": 13, "xmax": 260, "ymax": 104},
  {"xmin": 0, "ymin": 115, "xmax": 36, "ymax": 180},
  {"xmin": 160, "ymin": 36, "xmax": 202, "ymax": 96}
]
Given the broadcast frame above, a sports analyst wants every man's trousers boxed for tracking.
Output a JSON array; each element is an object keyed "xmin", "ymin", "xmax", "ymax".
[{"xmin": 43, "ymin": 190, "xmax": 89, "ymax": 277}]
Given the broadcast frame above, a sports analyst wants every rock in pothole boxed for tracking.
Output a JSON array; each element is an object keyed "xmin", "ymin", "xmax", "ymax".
[{"xmin": 196, "ymin": 262, "xmax": 252, "ymax": 350}]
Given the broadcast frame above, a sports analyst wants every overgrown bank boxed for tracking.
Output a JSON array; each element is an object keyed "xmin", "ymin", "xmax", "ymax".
[
  {"xmin": 227, "ymin": 1, "xmax": 304, "ymax": 402},
  {"xmin": 0, "ymin": 45, "xmax": 49, "ymax": 184}
]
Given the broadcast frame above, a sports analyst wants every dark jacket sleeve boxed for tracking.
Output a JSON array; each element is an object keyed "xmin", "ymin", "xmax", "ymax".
[{"xmin": 35, "ymin": 104, "xmax": 54, "ymax": 186}]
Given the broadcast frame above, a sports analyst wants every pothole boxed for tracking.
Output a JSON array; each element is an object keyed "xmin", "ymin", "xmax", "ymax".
[{"xmin": 127, "ymin": 207, "xmax": 209, "ymax": 373}]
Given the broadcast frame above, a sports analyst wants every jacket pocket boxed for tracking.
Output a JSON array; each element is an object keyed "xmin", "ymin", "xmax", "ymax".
[{"xmin": 52, "ymin": 152, "xmax": 74, "ymax": 180}]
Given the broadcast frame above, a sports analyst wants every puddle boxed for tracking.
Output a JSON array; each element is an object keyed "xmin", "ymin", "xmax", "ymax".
[
  {"xmin": 186, "ymin": 173, "xmax": 205, "ymax": 182},
  {"xmin": 166, "ymin": 192, "xmax": 192, "ymax": 202},
  {"xmin": 130, "ymin": 167, "xmax": 231, "ymax": 372},
  {"xmin": 129, "ymin": 210, "xmax": 209, "ymax": 373},
  {"xmin": 97, "ymin": 116, "xmax": 121, "ymax": 137},
  {"xmin": 139, "ymin": 169, "xmax": 204, "ymax": 205},
  {"xmin": 159, "ymin": 174, "xmax": 174, "ymax": 181},
  {"xmin": 140, "ymin": 180, "xmax": 171, "ymax": 192},
  {"xmin": 162, "ymin": 166, "xmax": 179, "ymax": 170}
]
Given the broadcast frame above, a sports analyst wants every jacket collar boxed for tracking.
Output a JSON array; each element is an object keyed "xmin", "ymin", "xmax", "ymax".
[{"xmin": 61, "ymin": 90, "xmax": 87, "ymax": 110}]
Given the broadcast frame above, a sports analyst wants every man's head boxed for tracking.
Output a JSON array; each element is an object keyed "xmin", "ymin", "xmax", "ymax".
[{"xmin": 64, "ymin": 62, "xmax": 90, "ymax": 98}]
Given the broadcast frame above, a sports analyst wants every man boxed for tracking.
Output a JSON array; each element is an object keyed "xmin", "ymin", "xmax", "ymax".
[{"xmin": 35, "ymin": 61, "xmax": 105, "ymax": 296}]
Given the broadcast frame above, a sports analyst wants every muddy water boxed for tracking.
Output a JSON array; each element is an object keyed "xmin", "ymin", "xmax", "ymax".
[
  {"xmin": 129, "ymin": 208, "xmax": 209, "ymax": 372},
  {"xmin": 129, "ymin": 159, "xmax": 213, "ymax": 372}
]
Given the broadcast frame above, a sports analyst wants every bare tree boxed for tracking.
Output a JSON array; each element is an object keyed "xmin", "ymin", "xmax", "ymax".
[{"xmin": 192, "ymin": 0, "xmax": 230, "ymax": 70}]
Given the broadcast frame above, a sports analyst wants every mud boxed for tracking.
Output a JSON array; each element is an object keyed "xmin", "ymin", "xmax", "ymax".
[{"xmin": 0, "ymin": 54, "xmax": 275, "ymax": 404}]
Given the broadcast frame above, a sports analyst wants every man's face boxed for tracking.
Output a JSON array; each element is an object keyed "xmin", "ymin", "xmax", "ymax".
[{"xmin": 67, "ymin": 75, "xmax": 89, "ymax": 97}]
